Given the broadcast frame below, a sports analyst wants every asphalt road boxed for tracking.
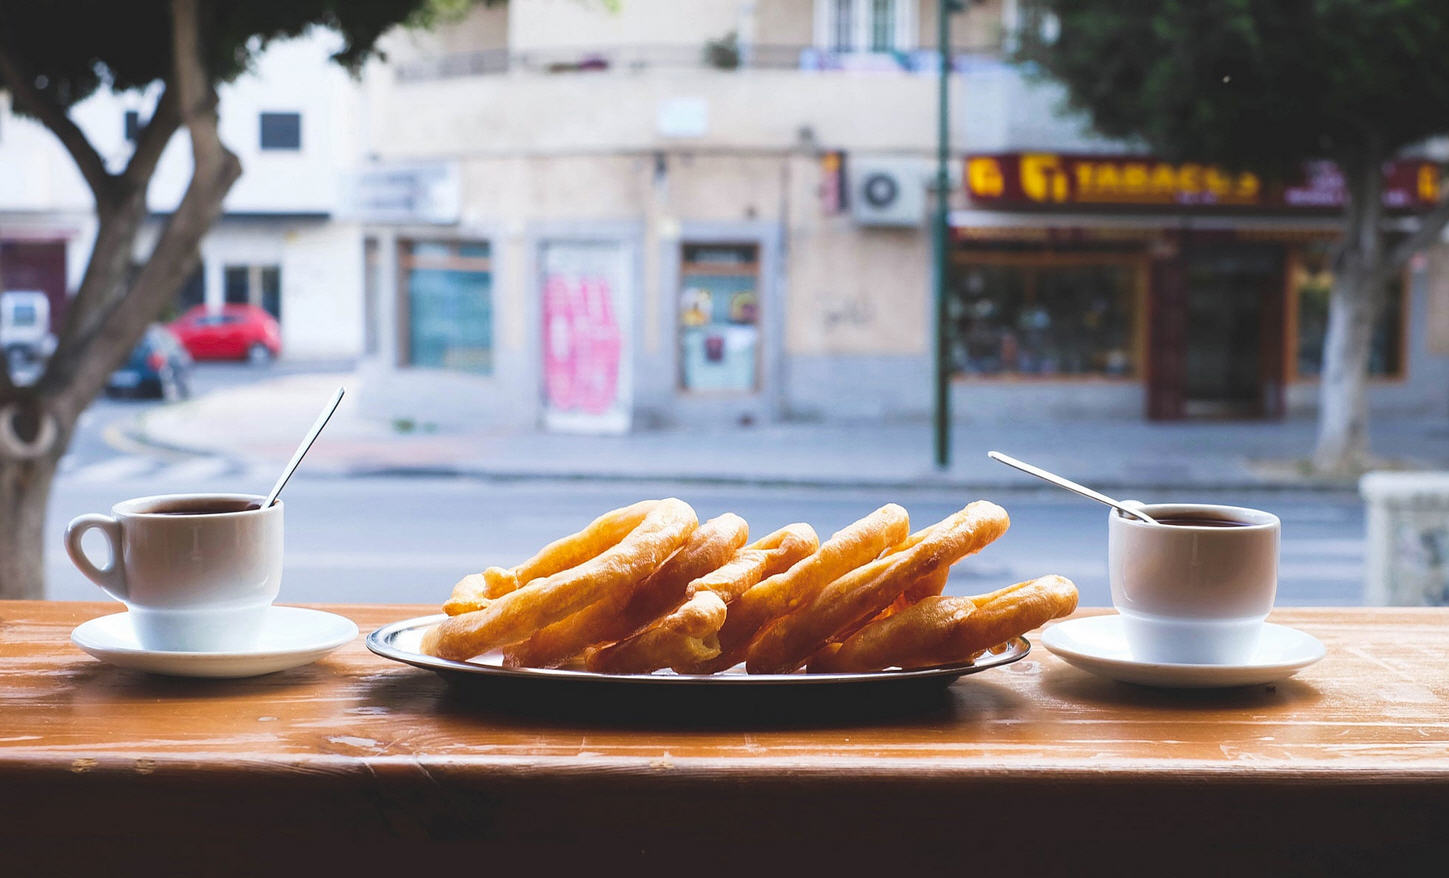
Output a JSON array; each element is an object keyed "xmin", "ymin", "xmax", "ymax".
[
  {"xmin": 41, "ymin": 358, "xmax": 1369, "ymax": 607},
  {"xmin": 45, "ymin": 473, "xmax": 1368, "ymax": 607}
]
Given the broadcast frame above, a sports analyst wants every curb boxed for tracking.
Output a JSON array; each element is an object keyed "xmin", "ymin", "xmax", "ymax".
[
  {"xmin": 110, "ymin": 422, "xmax": 221, "ymax": 459},
  {"xmin": 343, "ymin": 463, "xmax": 1363, "ymax": 495},
  {"xmin": 121, "ymin": 420, "xmax": 1366, "ymax": 495}
]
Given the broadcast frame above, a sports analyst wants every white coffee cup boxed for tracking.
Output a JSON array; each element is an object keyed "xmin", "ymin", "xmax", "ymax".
[
  {"xmin": 1108, "ymin": 502, "xmax": 1280, "ymax": 664},
  {"xmin": 64, "ymin": 493, "xmax": 282, "ymax": 652}
]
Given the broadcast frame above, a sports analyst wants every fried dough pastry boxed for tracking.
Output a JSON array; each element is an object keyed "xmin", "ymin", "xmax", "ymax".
[
  {"xmin": 585, "ymin": 590, "xmax": 728, "ymax": 674},
  {"xmin": 443, "ymin": 500, "xmax": 659, "ymax": 615},
  {"xmin": 603, "ymin": 522, "xmax": 819, "ymax": 675},
  {"xmin": 839, "ymin": 564, "xmax": 951, "ymax": 642},
  {"xmin": 807, "ymin": 575, "xmax": 1078, "ymax": 673},
  {"xmin": 698, "ymin": 504, "xmax": 910, "ymax": 674},
  {"xmin": 693, "ymin": 523, "xmax": 818, "ymax": 604},
  {"xmin": 502, "ymin": 512, "xmax": 748, "ymax": 669},
  {"xmin": 421, "ymin": 498, "xmax": 697, "ymax": 660},
  {"xmin": 746, "ymin": 501, "xmax": 1010, "ymax": 675}
]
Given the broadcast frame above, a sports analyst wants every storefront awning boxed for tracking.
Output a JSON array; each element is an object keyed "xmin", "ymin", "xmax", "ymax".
[{"xmin": 947, "ymin": 208, "xmax": 1359, "ymax": 243}]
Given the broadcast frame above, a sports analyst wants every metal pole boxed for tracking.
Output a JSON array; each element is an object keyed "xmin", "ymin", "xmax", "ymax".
[{"xmin": 932, "ymin": 0, "xmax": 954, "ymax": 469}]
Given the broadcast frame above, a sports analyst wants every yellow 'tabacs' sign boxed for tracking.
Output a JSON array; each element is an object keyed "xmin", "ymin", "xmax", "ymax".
[
  {"xmin": 965, "ymin": 152, "xmax": 1443, "ymax": 211},
  {"xmin": 967, "ymin": 153, "xmax": 1260, "ymax": 206}
]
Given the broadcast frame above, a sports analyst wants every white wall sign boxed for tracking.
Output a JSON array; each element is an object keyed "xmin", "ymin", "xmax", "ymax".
[
  {"xmin": 656, "ymin": 98, "xmax": 709, "ymax": 139},
  {"xmin": 342, "ymin": 162, "xmax": 460, "ymax": 224}
]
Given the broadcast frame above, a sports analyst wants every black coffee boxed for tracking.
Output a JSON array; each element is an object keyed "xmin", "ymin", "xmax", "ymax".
[
  {"xmin": 1155, "ymin": 516, "xmax": 1251, "ymax": 528},
  {"xmin": 150, "ymin": 500, "xmax": 261, "ymax": 516}
]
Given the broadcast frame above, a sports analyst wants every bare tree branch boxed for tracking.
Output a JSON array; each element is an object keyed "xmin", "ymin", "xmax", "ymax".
[
  {"xmin": 37, "ymin": 195, "xmax": 147, "ymax": 398},
  {"xmin": 0, "ymin": 40, "xmax": 115, "ymax": 205},
  {"xmin": 122, "ymin": 86, "xmax": 182, "ymax": 189},
  {"xmin": 171, "ymin": 0, "xmax": 230, "ymax": 176},
  {"xmin": 1378, "ymin": 197, "xmax": 1449, "ymax": 286},
  {"xmin": 51, "ymin": 0, "xmax": 242, "ymax": 420},
  {"xmin": 43, "ymin": 87, "xmax": 184, "ymax": 370}
]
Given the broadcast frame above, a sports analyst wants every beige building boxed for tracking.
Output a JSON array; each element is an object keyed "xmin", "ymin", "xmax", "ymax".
[
  {"xmin": 353, "ymin": 0, "xmax": 1449, "ymax": 431},
  {"xmin": 354, "ymin": 0, "xmax": 1001, "ymax": 430}
]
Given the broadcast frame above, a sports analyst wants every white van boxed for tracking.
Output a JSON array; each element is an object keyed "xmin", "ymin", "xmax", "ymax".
[{"xmin": 1, "ymin": 290, "xmax": 58, "ymax": 373}]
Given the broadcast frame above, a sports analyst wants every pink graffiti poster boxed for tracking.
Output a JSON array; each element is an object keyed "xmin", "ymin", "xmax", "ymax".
[{"xmin": 541, "ymin": 242, "xmax": 632, "ymax": 433}]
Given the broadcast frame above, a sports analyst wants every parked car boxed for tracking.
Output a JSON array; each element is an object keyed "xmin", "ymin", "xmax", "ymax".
[
  {"xmin": 1, "ymin": 290, "xmax": 57, "ymax": 374},
  {"xmin": 168, "ymin": 304, "xmax": 281, "ymax": 364},
  {"xmin": 105, "ymin": 325, "xmax": 193, "ymax": 400}
]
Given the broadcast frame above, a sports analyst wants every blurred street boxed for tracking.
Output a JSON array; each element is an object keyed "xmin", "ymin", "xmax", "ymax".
[
  {"xmin": 49, "ymin": 366, "xmax": 1368, "ymax": 607},
  {"xmin": 47, "ymin": 476, "xmax": 1365, "ymax": 608}
]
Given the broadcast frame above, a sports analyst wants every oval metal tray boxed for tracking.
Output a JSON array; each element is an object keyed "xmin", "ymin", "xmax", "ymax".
[{"xmin": 368, "ymin": 613, "xmax": 1029, "ymax": 689}]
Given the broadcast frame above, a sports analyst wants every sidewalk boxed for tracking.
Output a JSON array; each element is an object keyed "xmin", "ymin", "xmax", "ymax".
[{"xmin": 124, "ymin": 372, "xmax": 1449, "ymax": 492}]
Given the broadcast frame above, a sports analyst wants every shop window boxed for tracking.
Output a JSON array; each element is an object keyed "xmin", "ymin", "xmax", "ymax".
[
  {"xmin": 948, "ymin": 258, "xmax": 1139, "ymax": 377},
  {"xmin": 223, "ymin": 265, "xmax": 250, "ymax": 304},
  {"xmin": 260, "ymin": 266, "xmax": 281, "ymax": 320},
  {"xmin": 830, "ymin": 0, "xmax": 854, "ymax": 51},
  {"xmin": 1293, "ymin": 243, "xmax": 1404, "ymax": 378},
  {"xmin": 402, "ymin": 240, "xmax": 493, "ymax": 374},
  {"xmin": 259, "ymin": 112, "xmax": 301, "ymax": 150},
  {"xmin": 679, "ymin": 243, "xmax": 761, "ymax": 393},
  {"xmin": 818, "ymin": 0, "xmax": 910, "ymax": 53},
  {"xmin": 363, "ymin": 238, "xmax": 379, "ymax": 356},
  {"xmin": 223, "ymin": 264, "xmax": 283, "ymax": 317},
  {"xmin": 169, "ymin": 265, "xmax": 205, "ymax": 319},
  {"xmin": 870, "ymin": 0, "xmax": 896, "ymax": 51}
]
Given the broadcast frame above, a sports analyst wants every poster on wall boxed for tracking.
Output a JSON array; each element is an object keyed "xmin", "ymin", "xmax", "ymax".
[{"xmin": 540, "ymin": 240, "xmax": 633, "ymax": 434}]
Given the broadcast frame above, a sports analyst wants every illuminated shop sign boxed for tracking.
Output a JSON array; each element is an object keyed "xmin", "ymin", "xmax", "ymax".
[{"xmin": 965, "ymin": 153, "xmax": 1440, "ymax": 211}]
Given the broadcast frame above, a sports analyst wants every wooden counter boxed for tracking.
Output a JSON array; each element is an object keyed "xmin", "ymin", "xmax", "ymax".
[{"xmin": 3, "ymin": 602, "xmax": 1446, "ymax": 874}]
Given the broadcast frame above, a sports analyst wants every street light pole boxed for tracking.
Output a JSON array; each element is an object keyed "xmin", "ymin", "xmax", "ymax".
[{"xmin": 932, "ymin": 0, "xmax": 960, "ymax": 469}]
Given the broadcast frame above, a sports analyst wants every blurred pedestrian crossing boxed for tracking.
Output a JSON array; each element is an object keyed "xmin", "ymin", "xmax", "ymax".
[{"xmin": 60, "ymin": 452, "xmax": 272, "ymax": 486}]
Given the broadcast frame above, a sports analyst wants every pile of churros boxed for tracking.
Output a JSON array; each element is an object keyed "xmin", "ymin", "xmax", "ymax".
[{"xmin": 420, "ymin": 498, "xmax": 1078, "ymax": 675}]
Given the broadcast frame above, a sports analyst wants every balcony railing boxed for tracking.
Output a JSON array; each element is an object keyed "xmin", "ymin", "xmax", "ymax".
[{"xmin": 393, "ymin": 44, "xmax": 1007, "ymax": 83}]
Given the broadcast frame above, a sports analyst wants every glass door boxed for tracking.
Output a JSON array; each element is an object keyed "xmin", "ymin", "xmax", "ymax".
[{"xmin": 1180, "ymin": 246, "xmax": 1284, "ymax": 418}]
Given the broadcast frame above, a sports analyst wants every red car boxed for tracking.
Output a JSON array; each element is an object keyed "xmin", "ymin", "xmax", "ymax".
[{"xmin": 168, "ymin": 304, "xmax": 281, "ymax": 364}]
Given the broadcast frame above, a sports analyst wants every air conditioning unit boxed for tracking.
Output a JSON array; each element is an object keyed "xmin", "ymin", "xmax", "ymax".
[{"xmin": 851, "ymin": 156, "xmax": 926, "ymax": 227}]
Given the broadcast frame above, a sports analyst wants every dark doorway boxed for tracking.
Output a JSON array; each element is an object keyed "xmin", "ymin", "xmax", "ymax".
[
  {"xmin": 224, "ymin": 266, "xmax": 249, "ymax": 305},
  {"xmin": 173, "ymin": 264, "xmax": 205, "ymax": 318},
  {"xmin": 1148, "ymin": 243, "xmax": 1285, "ymax": 419},
  {"xmin": 260, "ymin": 266, "xmax": 281, "ymax": 320}
]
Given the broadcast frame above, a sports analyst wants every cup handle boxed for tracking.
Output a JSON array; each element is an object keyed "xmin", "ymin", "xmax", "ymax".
[{"xmin": 64, "ymin": 514, "xmax": 126, "ymax": 600}]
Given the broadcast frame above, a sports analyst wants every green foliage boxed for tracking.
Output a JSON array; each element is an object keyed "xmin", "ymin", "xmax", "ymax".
[
  {"xmin": 1018, "ymin": 0, "xmax": 1449, "ymax": 169},
  {"xmin": 0, "ymin": 0, "xmax": 439, "ymax": 114}
]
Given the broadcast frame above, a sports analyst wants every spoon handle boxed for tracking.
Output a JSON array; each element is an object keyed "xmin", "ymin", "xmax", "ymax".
[
  {"xmin": 264, "ymin": 386, "xmax": 345, "ymax": 508},
  {"xmin": 986, "ymin": 451, "xmax": 1159, "ymax": 525}
]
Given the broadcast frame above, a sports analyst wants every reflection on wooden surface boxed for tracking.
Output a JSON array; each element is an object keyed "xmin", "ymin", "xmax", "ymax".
[{"xmin": 3, "ymin": 602, "xmax": 1447, "ymax": 873}]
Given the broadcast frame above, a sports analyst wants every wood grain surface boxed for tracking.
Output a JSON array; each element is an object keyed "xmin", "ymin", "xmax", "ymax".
[{"xmin": 3, "ymin": 601, "xmax": 1446, "ymax": 874}]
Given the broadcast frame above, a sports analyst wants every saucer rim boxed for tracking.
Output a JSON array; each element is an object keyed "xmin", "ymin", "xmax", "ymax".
[
  {"xmin": 71, "ymin": 605, "xmax": 358, "ymax": 660},
  {"xmin": 1041, "ymin": 614, "xmax": 1325, "ymax": 675}
]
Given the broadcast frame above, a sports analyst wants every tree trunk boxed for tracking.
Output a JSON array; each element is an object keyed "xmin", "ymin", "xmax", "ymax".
[
  {"xmin": 1312, "ymin": 153, "xmax": 1388, "ymax": 476},
  {"xmin": 1312, "ymin": 269, "xmax": 1383, "ymax": 474},
  {"xmin": 0, "ymin": 0, "xmax": 239, "ymax": 598},
  {"xmin": 0, "ymin": 403, "xmax": 66, "ymax": 599}
]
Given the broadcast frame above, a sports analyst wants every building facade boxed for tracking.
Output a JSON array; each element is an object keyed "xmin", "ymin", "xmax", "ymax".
[
  {"xmin": 352, "ymin": 0, "xmax": 1449, "ymax": 430},
  {"xmin": 950, "ymin": 152, "xmax": 1449, "ymax": 420},
  {"xmin": 0, "ymin": 31, "xmax": 368, "ymax": 361},
  {"xmin": 355, "ymin": 0, "xmax": 998, "ymax": 430}
]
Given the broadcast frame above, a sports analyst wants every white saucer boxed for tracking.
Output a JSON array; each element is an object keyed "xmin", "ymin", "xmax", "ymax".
[
  {"xmin": 1041, "ymin": 614, "xmax": 1325, "ymax": 688},
  {"xmin": 71, "ymin": 606, "xmax": 358, "ymax": 678}
]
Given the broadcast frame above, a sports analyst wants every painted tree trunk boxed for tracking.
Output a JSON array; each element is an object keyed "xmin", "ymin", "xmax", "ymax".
[
  {"xmin": 1312, "ymin": 155, "xmax": 1388, "ymax": 475},
  {"xmin": 1312, "ymin": 273, "xmax": 1383, "ymax": 474}
]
